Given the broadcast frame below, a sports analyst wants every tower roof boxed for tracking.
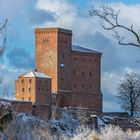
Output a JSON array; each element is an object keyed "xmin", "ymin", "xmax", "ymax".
[
  {"xmin": 20, "ymin": 71, "xmax": 51, "ymax": 79},
  {"xmin": 72, "ymin": 45, "xmax": 102, "ymax": 54}
]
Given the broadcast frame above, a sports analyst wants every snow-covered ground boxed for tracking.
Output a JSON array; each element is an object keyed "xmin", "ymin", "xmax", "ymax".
[{"xmin": 0, "ymin": 101, "xmax": 140, "ymax": 140}]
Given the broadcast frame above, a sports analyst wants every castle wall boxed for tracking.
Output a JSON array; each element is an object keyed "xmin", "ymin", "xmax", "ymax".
[
  {"xmin": 71, "ymin": 93, "xmax": 102, "ymax": 112},
  {"xmin": 11, "ymin": 100, "xmax": 33, "ymax": 114},
  {"xmin": 57, "ymin": 31, "xmax": 72, "ymax": 92},
  {"xmin": 57, "ymin": 91, "xmax": 72, "ymax": 107},
  {"xmin": 35, "ymin": 78, "xmax": 51, "ymax": 105},
  {"xmin": 56, "ymin": 92, "xmax": 102, "ymax": 112},
  {"xmin": 15, "ymin": 77, "xmax": 36, "ymax": 102},
  {"xmin": 70, "ymin": 51, "xmax": 102, "ymax": 112},
  {"xmin": 11, "ymin": 100, "xmax": 51, "ymax": 119},
  {"xmin": 71, "ymin": 51, "xmax": 101, "ymax": 94}
]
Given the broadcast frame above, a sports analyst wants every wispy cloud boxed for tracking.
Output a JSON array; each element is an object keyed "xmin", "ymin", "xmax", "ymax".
[
  {"xmin": 26, "ymin": 10, "xmax": 55, "ymax": 25},
  {"xmin": 1, "ymin": 0, "xmax": 140, "ymax": 111}
]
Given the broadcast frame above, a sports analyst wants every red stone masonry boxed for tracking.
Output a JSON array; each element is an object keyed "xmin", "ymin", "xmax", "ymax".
[
  {"xmin": 15, "ymin": 71, "xmax": 51, "ymax": 105},
  {"xmin": 14, "ymin": 27, "xmax": 103, "ymax": 119},
  {"xmin": 35, "ymin": 27, "xmax": 102, "ymax": 112}
]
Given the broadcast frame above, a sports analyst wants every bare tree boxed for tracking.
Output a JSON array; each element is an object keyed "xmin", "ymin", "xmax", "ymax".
[
  {"xmin": 0, "ymin": 19, "xmax": 8, "ymax": 57},
  {"xmin": 0, "ymin": 18, "xmax": 8, "ymax": 84},
  {"xmin": 90, "ymin": 6, "xmax": 140, "ymax": 48},
  {"xmin": 117, "ymin": 72, "xmax": 140, "ymax": 117}
]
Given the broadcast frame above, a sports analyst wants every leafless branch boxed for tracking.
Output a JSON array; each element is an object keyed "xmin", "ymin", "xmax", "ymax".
[
  {"xmin": 90, "ymin": 5, "xmax": 140, "ymax": 47},
  {"xmin": 0, "ymin": 19, "xmax": 8, "ymax": 85},
  {"xmin": 0, "ymin": 35, "xmax": 7, "ymax": 57},
  {"xmin": 0, "ymin": 19, "xmax": 8, "ymax": 57},
  {"xmin": 0, "ymin": 76, "xmax": 3, "ymax": 84},
  {"xmin": 0, "ymin": 19, "xmax": 8, "ymax": 32}
]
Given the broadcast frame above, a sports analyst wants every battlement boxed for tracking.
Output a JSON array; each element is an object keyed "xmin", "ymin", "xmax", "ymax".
[{"xmin": 35, "ymin": 27, "xmax": 72, "ymax": 35}]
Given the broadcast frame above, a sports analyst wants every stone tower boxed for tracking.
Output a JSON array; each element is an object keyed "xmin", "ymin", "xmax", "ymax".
[{"xmin": 35, "ymin": 28, "xmax": 72, "ymax": 94}]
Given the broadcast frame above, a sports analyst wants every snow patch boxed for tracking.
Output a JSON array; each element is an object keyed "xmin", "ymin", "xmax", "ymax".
[{"xmin": 21, "ymin": 71, "xmax": 51, "ymax": 78}]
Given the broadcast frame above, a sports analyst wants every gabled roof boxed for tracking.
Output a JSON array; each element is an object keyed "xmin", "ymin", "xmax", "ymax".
[
  {"xmin": 20, "ymin": 71, "xmax": 51, "ymax": 79},
  {"xmin": 72, "ymin": 45, "xmax": 102, "ymax": 54}
]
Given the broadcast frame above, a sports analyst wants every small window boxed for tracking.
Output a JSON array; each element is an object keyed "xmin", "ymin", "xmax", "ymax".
[
  {"xmin": 43, "ymin": 39, "xmax": 48, "ymax": 46},
  {"xmin": 29, "ymin": 97, "xmax": 31, "ymax": 101},
  {"xmin": 89, "ymin": 85, "xmax": 92, "ymax": 88},
  {"xmin": 89, "ymin": 72, "xmax": 92, "ymax": 76},
  {"xmin": 73, "ymin": 57, "xmax": 77, "ymax": 60},
  {"xmin": 82, "ymin": 72, "xmax": 85, "ymax": 76},
  {"xmin": 73, "ymin": 84, "xmax": 77, "ymax": 88},
  {"xmin": 22, "ymin": 88, "xmax": 24, "ymax": 92},
  {"xmin": 39, "ymin": 80, "xmax": 41, "ymax": 83},
  {"xmin": 95, "ymin": 58, "xmax": 97, "ymax": 62},
  {"xmin": 45, "ymin": 80, "xmax": 47, "ymax": 83},
  {"xmin": 89, "ymin": 58, "xmax": 92, "ymax": 62},
  {"xmin": 73, "ymin": 70, "xmax": 76, "ymax": 74},
  {"xmin": 62, "ymin": 54, "xmax": 65, "ymax": 58},
  {"xmin": 38, "ymin": 88, "xmax": 40, "ymax": 91},
  {"xmin": 61, "ymin": 78, "xmax": 64, "ymax": 81},
  {"xmin": 21, "ymin": 79, "xmax": 24, "ymax": 83},
  {"xmin": 82, "ymin": 84, "xmax": 85, "ymax": 88},
  {"xmin": 29, "ymin": 79, "xmax": 32, "ymax": 83},
  {"xmin": 29, "ymin": 88, "xmax": 31, "ymax": 92}
]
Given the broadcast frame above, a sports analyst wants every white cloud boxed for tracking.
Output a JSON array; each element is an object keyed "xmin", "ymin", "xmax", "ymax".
[
  {"xmin": 36, "ymin": 1, "xmax": 140, "ymax": 112},
  {"xmin": 93, "ymin": 2, "xmax": 140, "ymax": 43},
  {"xmin": 110, "ymin": 3, "xmax": 140, "ymax": 28},
  {"xmin": 1, "ymin": 0, "xmax": 140, "ymax": 111},
  {"xmin": 101, "ymin": 70, "xmax": 121, "ymax": 94},
  {"xmin": 37, "ymin": 0, "xmax": 76, "ymax": 15},
  {"xmin": 36, "ymin": 0, "xmax": 140, "ymax": 48},
  {"xmin": 102, "ymin": 67, "xmax": 140, "ymax": 95},
  {"xmin": 36, "ymin": 0, "xmax": 100, "ymax": 46}
]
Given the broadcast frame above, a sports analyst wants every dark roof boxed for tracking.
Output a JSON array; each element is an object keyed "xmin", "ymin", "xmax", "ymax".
[{"xmin": 72, "ymin": 45, "xmax": 102, "ymax": 54}]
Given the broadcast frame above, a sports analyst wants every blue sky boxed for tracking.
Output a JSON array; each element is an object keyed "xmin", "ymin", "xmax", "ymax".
[
  {"xmin": 99, "ymin": 0, "xmax": 140, "ymax": 4},
  {"xmin": 0, "ymin": 0, "xmax": 140, "ymax": 112}
]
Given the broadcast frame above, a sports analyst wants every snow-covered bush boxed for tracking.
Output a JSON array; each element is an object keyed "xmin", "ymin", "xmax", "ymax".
[
  {"xmin": 71, "ymin": 125, "xmax": 140, "ymax": 140},
  {"xmin": 100, "ymin": 125, "xmax": 126, "ymax": 140},
  {"xmin": 0, "ymin": 103, "xmax": 139, "ymax": 140},
  {"xmin": 50, "ymin": 110, "xmax": 78, "ymax": 137}
]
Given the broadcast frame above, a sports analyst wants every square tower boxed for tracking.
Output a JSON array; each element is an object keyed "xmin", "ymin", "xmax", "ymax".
[
  {"xmin": 15, "ymin": 71, "xmax": 51, "ymax": 105},
  {"xmin": 35, "ymin": 28, "xmax": 72, "ymax": 94}
]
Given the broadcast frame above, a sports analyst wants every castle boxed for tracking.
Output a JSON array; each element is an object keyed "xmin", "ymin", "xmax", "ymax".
[{"xmin": 14, "ymin": 27, "xmax": 102, "ymax": 119}]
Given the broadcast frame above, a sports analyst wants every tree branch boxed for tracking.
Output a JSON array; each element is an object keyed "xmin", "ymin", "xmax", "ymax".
[
  {"xmin": 0, "ymin": 19, "xmax": 8, "ymax": 32},
  {"xmin": 90, "ymin": 6, "xmax": 140, "ymax": 47}
]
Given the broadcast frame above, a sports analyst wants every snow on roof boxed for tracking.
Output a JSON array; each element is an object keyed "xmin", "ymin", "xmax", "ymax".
[
  {"xmin": 72, "ymin": 45, "xmax": 102, "ymax": 54},
  {"xmin": 21, "ymin": 71, "xmax": 51, "ymax": 79}
]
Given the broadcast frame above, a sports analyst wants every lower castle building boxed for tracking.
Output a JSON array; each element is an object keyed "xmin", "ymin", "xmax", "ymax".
[{"xmin": 14, "ymin": 27, "xmax": 102, "ymax": 118}]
